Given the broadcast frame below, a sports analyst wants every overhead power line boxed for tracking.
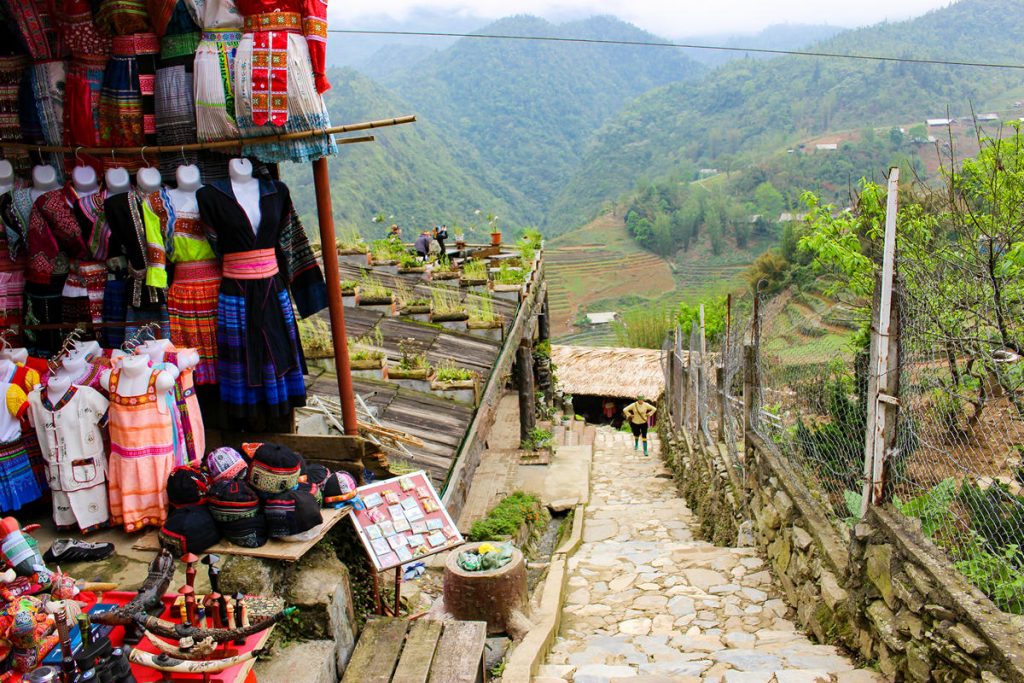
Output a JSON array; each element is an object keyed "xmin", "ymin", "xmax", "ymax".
[{"xmin": 328, "ymin": 28, "xmax": 1024, "ymax": 70}]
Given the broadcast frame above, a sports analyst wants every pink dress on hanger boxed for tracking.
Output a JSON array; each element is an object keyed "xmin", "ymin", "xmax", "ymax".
[{"xmin": 106, "ymin": 367, "xmax": 176, "ymax": 532}]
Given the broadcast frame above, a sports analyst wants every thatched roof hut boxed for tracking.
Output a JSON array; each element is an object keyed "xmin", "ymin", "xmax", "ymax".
[{"xmin": 551, "ymin": 345, "xmax": 667, "ymax": 400}]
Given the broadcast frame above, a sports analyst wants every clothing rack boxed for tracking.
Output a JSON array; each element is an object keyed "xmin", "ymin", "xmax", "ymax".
[{"xmin": 0, "ymin": 114, "xmax": 416, "ymax": 155}]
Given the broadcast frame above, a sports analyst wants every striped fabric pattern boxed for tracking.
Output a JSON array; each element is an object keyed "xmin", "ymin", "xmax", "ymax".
[
  {"xmin": 106, "ymin": 368, "xmax": 176, "ymax": 532},
  {"xmin": 216, "ymin": 289, "xmax": 305, "ymax": 416},
  {"xmin": 168, "ymin": 260, "xmax": 220, "ymax": 385},
  {"xmin": 0, "ymin": 437, "xmax": 41, "ymax": 513},
  {"xmin": 195, "ymin": 29, "xmax": 241, "ymax": 142}
]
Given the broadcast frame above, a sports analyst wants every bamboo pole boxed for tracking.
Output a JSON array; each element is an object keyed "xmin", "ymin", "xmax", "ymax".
[
  {"xmin": 0, "ymin": 115, "xmax": 416, "ymax": 155},
  {"xmin": 312, "ymin": 156, "xmax": 359, "ymax": 436}
]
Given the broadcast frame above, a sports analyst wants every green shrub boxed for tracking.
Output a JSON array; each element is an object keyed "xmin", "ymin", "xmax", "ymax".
[
  {"xmin": 469, "ymin": 492, "xmax": 543, "ymax": 541},
  {"xmin": 521, "ymin": 426, "xmax": 553, "ymax": 451},
  {"xmin": 462, "ymin": 259, "xmax": 488, "ymax": 280},
  {"xmin": 434, "ymin": 361, "xmax": 474, "ymax": 383},
  {"xmin": 495, "ymin": 263, "xmax": 527, "ymax": 285},
  {"xmin": 431, "ymin": 288, "xmax": 465, "ymax": 316},
  {"xmin": 358, "ymin": 273, "xmax": 390, "ymax": 299}
]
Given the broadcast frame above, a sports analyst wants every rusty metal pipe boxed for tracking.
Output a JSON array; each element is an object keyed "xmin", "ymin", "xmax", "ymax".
[{"xmin": 312, "ymin": 157, "xmax": 359, "ymax": 435}]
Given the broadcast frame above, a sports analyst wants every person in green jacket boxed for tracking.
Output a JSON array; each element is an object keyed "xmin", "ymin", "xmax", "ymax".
[{"xmin": 623, "ymin": 396, "xmax": 657, "ymax": 455}]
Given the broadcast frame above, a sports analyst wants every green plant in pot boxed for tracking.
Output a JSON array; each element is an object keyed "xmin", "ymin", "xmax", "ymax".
[
  {"xmin": 339, "ymin": 279, "xmax": 358, "ymax": 295},
  {"xmin": 388, "ymin": 337, "xmax": 431, "ymax": 380},
  {"xmin": 467, "ymin": 292, "xmax": 503, "ymax": 330},
  {"xmin": 398, "ymin": 251, "xmax": 426, "ymax": 272},
  {"xmin": 370, "ymin": 239, "xmax": 401, "ymax": 265},
  {"xmin": 430, "ymin": 288, "xmax": 468, "ymax": 322},
  {"xmin": 493, "ymin": 262, "xmax": 527, "ymax": 286},
  {"xmin": 395, "ymin": 282, "xmax": 431, "ymax": 314},
  {"xmin": 356, "ymin": 273, "xmax": 392, "ymax": 305},
  {"xmin": 430, "ymin": 256, "xmax": 459, "ymax": 280},
  {"xmin": 336, "ymin": 227, "xmax": 367, "ymax": 254},
  {"xmin": 461, "ymin": 258, "xmax": 488, "ymax": 285},
  {"xmin": 350, "ymin": 328, "xmax": 385, "ymax": 369}
]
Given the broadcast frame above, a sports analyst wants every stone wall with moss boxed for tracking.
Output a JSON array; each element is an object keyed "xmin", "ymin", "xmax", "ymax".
[
  {"xmin": 658, "ymin": 416, "xmax": 744, "ymax": 547},
  {"xmin": 745, "ymin": 432, "xmax": 1024, "ymax": 683}
]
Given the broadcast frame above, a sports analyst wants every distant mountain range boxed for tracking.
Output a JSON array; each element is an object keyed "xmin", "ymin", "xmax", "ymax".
[{"xmin": 290, "ymin": 1, "xmax": 1024, "ymax": 239}]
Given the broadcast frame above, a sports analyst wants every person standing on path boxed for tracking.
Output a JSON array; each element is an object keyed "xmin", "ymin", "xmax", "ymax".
[{"xmin": 623, "ymin": 396, "xmax": 656, "ymax": 455}]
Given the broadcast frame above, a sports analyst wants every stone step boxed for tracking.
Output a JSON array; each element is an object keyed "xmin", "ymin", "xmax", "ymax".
[{"xmin": 582, "ymin": 425, "xmax": 597, "ymax": 446}]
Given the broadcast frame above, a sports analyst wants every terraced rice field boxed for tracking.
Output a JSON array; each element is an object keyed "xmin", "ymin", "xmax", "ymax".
[{"xmin": 547, "ymin": 213, "xmax": 676, "ymax": 336}]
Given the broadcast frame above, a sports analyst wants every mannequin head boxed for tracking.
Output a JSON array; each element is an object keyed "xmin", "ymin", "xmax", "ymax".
[
  {"xmin": 228, "ymin": 158, "xmax": 253, "ymax": 182},
  {"xmin": 71, "ymin": 165, "xmax": 99, "ymax": 196},
  {"xmin": 105, "ymin": 167, "xmax": 131, "ymax": 195},
  {"xmin": 0, "ymin": 160, "xmax": 13, "ymax": 193},
  {"xmin": 175, "ymin": 164, "xmax": 202, "ymax": 192},
  {"xmin": 137, "ymin": 167, "xmax": 163, "ymax": 194},
  {"xmin": 31, "ymin": 165, "xmax": 59, "ymax": 191}
]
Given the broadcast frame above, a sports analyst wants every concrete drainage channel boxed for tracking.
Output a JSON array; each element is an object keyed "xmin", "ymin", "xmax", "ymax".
[{"xmin": 501, "ymin": 502, "xmax": 586, "ymax": 682}]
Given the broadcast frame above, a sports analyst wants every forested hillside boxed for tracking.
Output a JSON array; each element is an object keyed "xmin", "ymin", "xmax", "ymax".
[
  {"xmin": 382, "ymin": 15, "xmax": 705, "ymax": 225},
  {"xmin": 548, "ymin": 0, "xmax": 1024, "ymax": 231},
  {"xmin": 282, "ymin": 68, "xmax": 524, "ymax": 239}
]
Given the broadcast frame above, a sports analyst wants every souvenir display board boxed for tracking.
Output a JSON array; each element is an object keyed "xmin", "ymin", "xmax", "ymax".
[{"xmin": 349, "ymin": 471, "xmax": 464, "ymax": 572}]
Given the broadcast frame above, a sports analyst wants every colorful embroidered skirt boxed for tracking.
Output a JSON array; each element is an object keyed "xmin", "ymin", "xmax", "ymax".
[
  {"xmin": 99, "ymin": 34, "xmax": 158, "ymax": 161},
  {"xmin": 0, "ymin": 269, "xmax": 25, "ymax": 339},
  {"xmin": 25, "ymin": 284, "xmax": 63, "ymax": 358},
  {"xmin": 195, "ymin": 29, "xmax": 241, "ymax": 143},
  {"xmin": 0, "ymin": 437, "xmax": 43, "ymax": 513},
  {"xmin": 233, "ymin": 31, "xmax": 336, "ymax": 164},
  {"xmin": 216, "ymin": 286, "xmax": 306, "ymax": 419},
  {"xmin": 21, "ymin": 431, "xmax": 48, "ymax": 495},
  {"xmin": 62, "ymin": 259, "xmax": 107, "ymax": 326},
  {"xmin": 0, "ymin": 55, "xmax": 29, "ymax": 174},
  {"xmin": 168, "ymin": 260, "xmax": 219, "ymax": 385}
]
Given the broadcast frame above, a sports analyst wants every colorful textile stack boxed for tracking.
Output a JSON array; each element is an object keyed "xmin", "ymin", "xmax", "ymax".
[{"xmin": 246, "ymin": 442, "xmax": 303, "ymax": 496}]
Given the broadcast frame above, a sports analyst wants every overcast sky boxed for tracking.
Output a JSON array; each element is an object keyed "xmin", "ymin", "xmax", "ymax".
[{"xmin": 330, "ymin": 0, "xmax": 957, "ymax": 37}]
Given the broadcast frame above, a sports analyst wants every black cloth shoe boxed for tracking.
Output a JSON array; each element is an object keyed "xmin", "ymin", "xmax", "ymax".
[{"xmin": 44, "ymin": 539, "xmax": 115, "ymax": 563}]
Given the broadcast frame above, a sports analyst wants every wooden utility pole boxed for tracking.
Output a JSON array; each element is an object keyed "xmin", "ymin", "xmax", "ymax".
[
  {"xmin": 860, "ymin": 167, "xmax": 901, "ymax": 515},
  {"xmin": 742, "ymin": 344, "xmax": 757, "ymax": 459},
  {"xmin": 516, "ymin": 343, "xmax": 536, "ymax": 444}
]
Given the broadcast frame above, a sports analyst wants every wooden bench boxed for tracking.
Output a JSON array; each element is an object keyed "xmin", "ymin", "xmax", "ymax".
[{"xmin": 341, "ymin": 617, "xmax": 488, "ymax": 683}]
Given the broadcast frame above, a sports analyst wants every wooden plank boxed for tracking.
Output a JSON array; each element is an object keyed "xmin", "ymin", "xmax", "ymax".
[
  {"xmin": 391, "ymin": 620, "xmax": 444, "ymax": 683},
  {"xmin": 861, "ymin": 167, "xmax": 900, "ymax": 515},
  {"xmin": 206, "ymin": 431, "xmax": 367, "ymax": 462},
  {"xmin": 132, "ymin": 507, "xmax": 350, "ymax": 561},
  {"xmin": 342, "ymin": 617, "xmax": 410, "ymax": 683},
  {"xmin": 428, "ymin": 621, "xmax": 487, "ymax": 683}
]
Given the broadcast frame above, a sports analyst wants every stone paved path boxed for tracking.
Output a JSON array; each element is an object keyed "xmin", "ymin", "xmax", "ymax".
[{"xmin": 539, "ymin": 427, "xmax": 884, "ymax": 683}]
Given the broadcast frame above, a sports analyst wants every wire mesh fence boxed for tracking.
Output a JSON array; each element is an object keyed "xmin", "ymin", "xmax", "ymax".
[
  {"xmin": 749, "ymin": 286, "xmax": 869, "ymax": 529},
  {"xmin": 892, "ymin": 238, "xmax": 1024, "ymax": 614}
]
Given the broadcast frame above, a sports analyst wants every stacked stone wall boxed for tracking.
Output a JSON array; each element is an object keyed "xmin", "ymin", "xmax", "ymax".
[{"xmin": 662, "ymin": 420, "xmax": 1024, "ymax": 683}]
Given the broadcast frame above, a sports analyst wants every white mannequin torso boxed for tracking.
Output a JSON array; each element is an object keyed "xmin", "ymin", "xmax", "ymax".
[
  {"xmin": 30, "ymin": 165, "xmax": 59, "ymax": 202},
  {"xmin": 45, "ymin": 374, "xmax": 72, "ymax": 406},
  {"xmin": 100, "ymin": 354, "xmax": 176, "ymax": 397},
  {"xmin": 0, "ymin": 160, "xmax": 14, "ymax": 195},
  {"xmin": 0, "ymin": 348, "xmax": 27, "ymax": 365},
  {"xmin": 67, "ymin": 340, "xmax": 101, "ymax": 364},
  {"xmin": 71, "ymin": 166, "xmax": 99, "ymax": 197},
  {"xmin": 0, "ymin": 359, "xmax": 15, "ymax": 383},
  {"xmin": 136, "ymin": 339, "xmax": 198, "ymax": 370},
  {"xmin": 137, "ymin": 167, "xmax": 163, "ymax": 194},
  {"xmin": 105, "ymin": 168, "xmax": 131, "ymax": 196},
  {"xmin": 53, "ymin": 356, "xmax": 88, "ymax": 384},
  {"xmin": 228, "ymin": 158, "xmax": 260, "ymax": 234}
]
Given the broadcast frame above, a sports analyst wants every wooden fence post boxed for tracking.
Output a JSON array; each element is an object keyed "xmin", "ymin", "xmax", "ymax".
[
  {"xmin": 743, "ymin": 344, "xmax": 757, "ymax": 459},
  {"xmin": 860, "ymin": 167, "xmax": 902, "ymax": 515},
  {"xmin": 716, "ymin": 365, "xmax": 727, "ymax": 442}
]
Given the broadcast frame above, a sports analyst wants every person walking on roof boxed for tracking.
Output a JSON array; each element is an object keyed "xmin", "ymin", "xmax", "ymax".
[{"xmin": 623, "ymin": 396, "xmax": 656, "ymax": 455}]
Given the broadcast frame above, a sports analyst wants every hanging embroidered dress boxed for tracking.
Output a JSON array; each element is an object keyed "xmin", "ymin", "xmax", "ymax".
[
  {"xmin": 0, "ymin": 191, "xmax": 26, "ymax": 343},
  {"xmin": 27, "ymin": 385, "xmax": 110, "ymax": 532},
  {"xmin": 148, "ymin": 190, "xmax": 219, "ymax": 384},
  {"xmin": 76, "ymin": 190, "xmax": 130, "ymax": 348},
  {"xmin": 233, "ymin": 0, "xmax": 335, "ymax": 163},
  {"xmin": 0, "ymin": 8, "xmax": 29, "ymax": 175},
  {"xmin": 151, "ymin": 0, "xmax": 203, "ymax": 179},
  {"xmin": 105, "ymin": 189, "xmax": 170, "ymax": 338},
  {"xmin": 27, "ymin": 186, "xmax": 108, "ymax": 329},
  {"xmin": 0, "ymin": 378, "xmax": 40, "ymax": 513},
  {"xmin": 197, "ymin": 179, "xmax": 327, "ymax": 418},
  {"xmin": 96, "ymin": 0, "xmax": 159, "ymax": 156},
  {"xmin": 139, "ymin": 345, "xmax": 205, "ymax": 464},
  {"xmin": 8, "ymin": 363, "xmax": 48, "ymax": 494},
  {"xmin": 106, "ymin": 367, "xmax": 177, "ymax": 531},
  {"xmin": 5, "ymin": 0, "xmax": 68, "ymax": 177},
  {"xmin": 56, "ymin": 0, "xmax": 112, "ymax": 155},
  {"xmin": 195, "ymin": 0, "xmax": 242, "ymax": 143}
]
